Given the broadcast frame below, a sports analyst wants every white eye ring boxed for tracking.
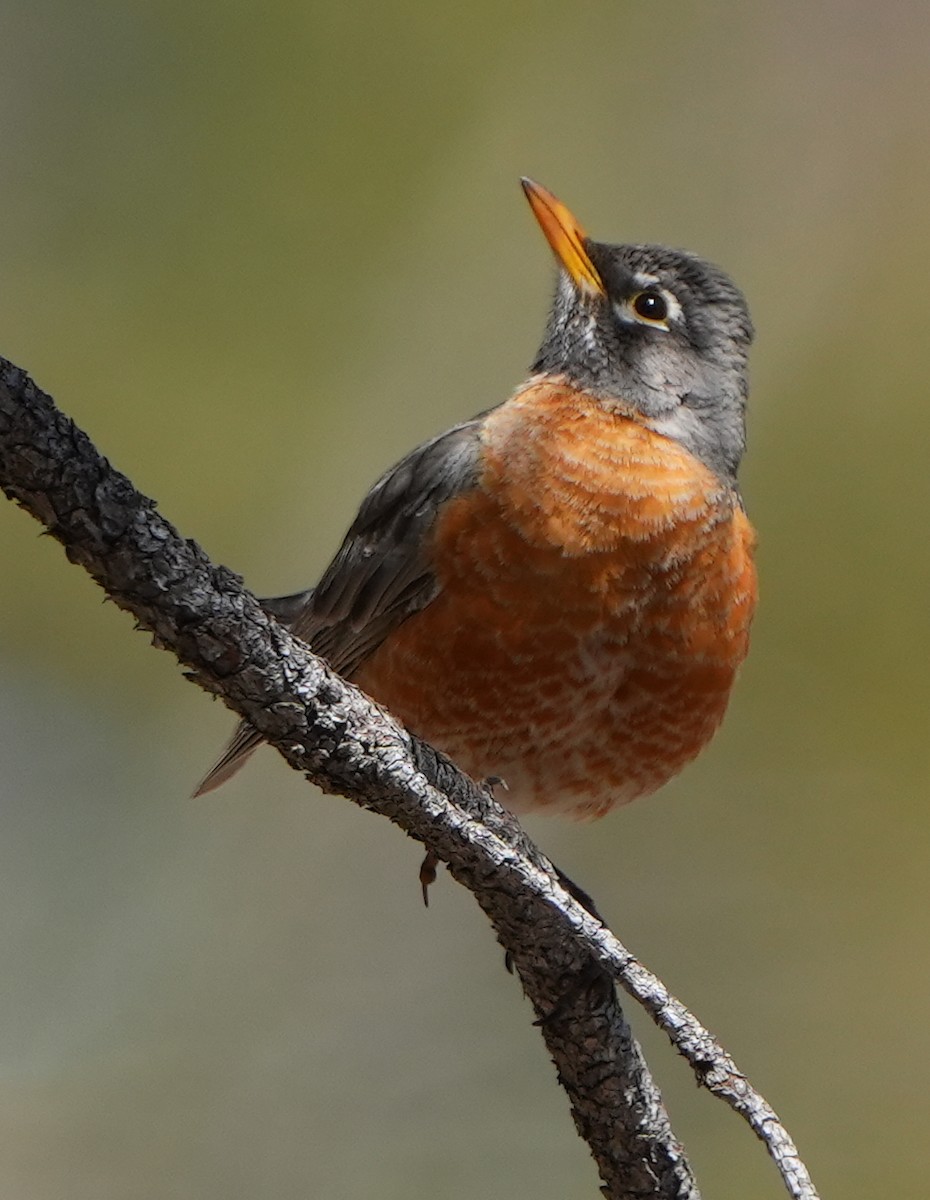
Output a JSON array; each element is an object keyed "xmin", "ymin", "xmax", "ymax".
[
  {"xmin": 615, "ymin": 285, "xmax": 681, "ymax": 330},
  {"xmin": 631, "ymin": 291, "xmax": 668, "ymax": 323}
]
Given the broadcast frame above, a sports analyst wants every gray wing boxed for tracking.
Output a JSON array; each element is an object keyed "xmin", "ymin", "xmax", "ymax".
[{"xmin": 193, "ymin": 419, "xmax": 483, "ymax": 795}]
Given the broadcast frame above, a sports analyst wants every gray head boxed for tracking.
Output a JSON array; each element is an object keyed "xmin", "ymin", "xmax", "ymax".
[{"xmin": 522, "ymin": 179, "xmax": 753, "ymax": 486}]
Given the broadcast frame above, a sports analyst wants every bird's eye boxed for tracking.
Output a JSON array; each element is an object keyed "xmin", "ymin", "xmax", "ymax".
[{"xmin": 631, "ymin": 291, "xmax": 669, "ymax": 323}]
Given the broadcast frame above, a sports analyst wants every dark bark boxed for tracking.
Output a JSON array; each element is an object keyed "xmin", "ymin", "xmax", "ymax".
[{"xmin": 0, "ymin": 356, "xmax": 819, "ymax": 1200}]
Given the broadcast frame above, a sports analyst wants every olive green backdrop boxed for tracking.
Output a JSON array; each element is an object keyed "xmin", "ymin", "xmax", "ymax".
[{"xmin": 1, "ymin": 2, "xmax": 928, "ymax": 1197}]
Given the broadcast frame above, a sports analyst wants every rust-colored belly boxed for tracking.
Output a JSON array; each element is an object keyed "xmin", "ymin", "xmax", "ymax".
[{"xmin": 353, "ymin": 381, "xmax": 757, "ymax": 819}]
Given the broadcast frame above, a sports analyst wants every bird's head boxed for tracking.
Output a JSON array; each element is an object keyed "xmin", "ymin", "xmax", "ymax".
[{"xmin": 522, "ymin": 178, "xmax": 754, "ymax": 485}]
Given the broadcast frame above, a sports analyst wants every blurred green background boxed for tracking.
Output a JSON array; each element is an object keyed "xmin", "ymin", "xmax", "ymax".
[{"xmin": 1, "ymin": 2, "xmax": 928, "ymax": 1196}]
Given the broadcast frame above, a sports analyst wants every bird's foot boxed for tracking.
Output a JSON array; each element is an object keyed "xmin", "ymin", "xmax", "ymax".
[
  {"xmin": 419, "ymin": 848, "xmax": 440, "ymax": 907},
  {"xmin": 533, "ymin": 956, "xmax": 615, "ymax": 1026},
  {"xmin": 530, "ymin": 866, "xmax": 613, "ymax": 1022},
  {"xmin": 418, "ymin": 778, "xmax": 507, "ymax": 907},
  {"xmin": 553, "ymin": 866, "xmax": 605, "ymax": 924}
]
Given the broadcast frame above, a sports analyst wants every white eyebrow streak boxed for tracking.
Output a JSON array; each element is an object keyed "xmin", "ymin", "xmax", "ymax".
[{"xmin": 631, "ymin": 271, "xmax": 661, "ymax": 288}]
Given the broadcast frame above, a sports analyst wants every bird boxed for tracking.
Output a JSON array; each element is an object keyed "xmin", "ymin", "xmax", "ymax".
[{"xmin": 195, "ymin": 179, "xmax": 757, "ymax": 826}]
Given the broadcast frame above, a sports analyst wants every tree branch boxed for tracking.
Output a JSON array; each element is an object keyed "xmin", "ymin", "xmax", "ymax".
[{"xmin": 0, "ymin": 356, "xmax": 819, "ymax": 1200}]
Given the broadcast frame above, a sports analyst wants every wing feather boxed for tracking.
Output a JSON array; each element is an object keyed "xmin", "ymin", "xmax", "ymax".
[{"xmin": 193, "ymin": 419, "xmax": 483, "ymax": 795}]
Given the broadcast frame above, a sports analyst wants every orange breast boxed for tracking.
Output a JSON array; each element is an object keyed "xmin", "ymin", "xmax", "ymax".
[{"xmin": 353, "ymin": 380, "xmax": 757, "ymax": 819}]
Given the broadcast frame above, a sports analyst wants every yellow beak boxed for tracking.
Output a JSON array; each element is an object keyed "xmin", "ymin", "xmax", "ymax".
[{"xmin": 521, "ymin": 178, "xmax": 606, "ymax": 298}]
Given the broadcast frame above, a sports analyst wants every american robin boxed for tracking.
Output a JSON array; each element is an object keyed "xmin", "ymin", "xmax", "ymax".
[{"xmin": 195, "ymin": 180, "xmax": 757, "ymax": 824}]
